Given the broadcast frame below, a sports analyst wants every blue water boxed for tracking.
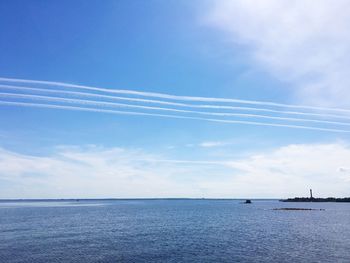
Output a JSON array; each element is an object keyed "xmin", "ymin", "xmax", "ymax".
[{"xmin": 0, "ymin": 199, "xmax": 350, "ymax": 262}]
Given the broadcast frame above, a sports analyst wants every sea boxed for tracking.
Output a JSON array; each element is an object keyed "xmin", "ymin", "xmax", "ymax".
[{"xmin": 0, "ymin": 199, "xmax": 349, "ymax": 263}]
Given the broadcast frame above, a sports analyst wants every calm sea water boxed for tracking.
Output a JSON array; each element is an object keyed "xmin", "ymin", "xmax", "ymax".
[{"xmin": 0, "ymin": 199, "xmax": 349, "ymax": 263}]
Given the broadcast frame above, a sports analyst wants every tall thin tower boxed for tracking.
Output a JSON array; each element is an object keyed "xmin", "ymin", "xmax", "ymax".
[{"xmin": 310, "ymin": 189, "xmax": 313, "ymax": 199}]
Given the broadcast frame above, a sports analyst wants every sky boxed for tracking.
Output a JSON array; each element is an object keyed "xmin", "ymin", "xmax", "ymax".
[{"xmin": 1, "ymin": 0, "xmax": 350, "ymax": 199}]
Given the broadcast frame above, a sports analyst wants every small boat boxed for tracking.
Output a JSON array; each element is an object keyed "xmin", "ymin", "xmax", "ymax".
[{"xmin": 244, "ymin": 199, "xmax": 252, "ymax": 204}]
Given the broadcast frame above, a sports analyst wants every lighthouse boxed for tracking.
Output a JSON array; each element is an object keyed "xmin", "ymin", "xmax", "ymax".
[{"xmin": 310, "ymin": 189, "xmax": 313, "ymax": 199}]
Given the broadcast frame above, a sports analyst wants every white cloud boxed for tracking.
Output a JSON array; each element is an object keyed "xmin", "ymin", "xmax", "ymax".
[
  {"xmin": 338, "ymin": 167, "xmax": 350, "ymax": 173},
  {"xmin": 1, "ymin": 143, "xmax": 350, "ymax": 198},
  {"xmin": 199, "ymin": 141, "xmax": 228, "ymax": 148},
  {"xmin": 0, "ymin": 146, "xmax": 205, "ymax": 198},
  {"xmin": 204, "ymin": 0, "xmax": 350, "ymax": 107},
  {"xmin": 223, "ymin": 143, "xmax": 350, "ymax": 197}
]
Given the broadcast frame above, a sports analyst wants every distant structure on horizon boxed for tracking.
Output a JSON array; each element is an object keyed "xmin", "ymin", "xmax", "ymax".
[{"xmin": 281, "ymin": 188, "xmax": 350, "ymax": 202}]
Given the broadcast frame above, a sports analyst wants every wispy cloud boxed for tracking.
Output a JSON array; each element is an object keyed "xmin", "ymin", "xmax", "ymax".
[
  {"xmin": 338, "ymin": 167, "xmax": 350, "ymax": 173},
  {"xmin": 225, "ymin": 143, "xmax": 350, "ymax": 197},
  {"xmin": 0, "ymin": 146, "xmax": 221, "ymax": 199},
  {"xmin": 204, "ymin": 0, "xmax": 350, "ymax": 107},
  {"xmin": 1, "ymin": 143, "xmax": 349, "ymax": 198},
  {"xmin": 199, "ymin": 141, "xmax": 228, "ymax": 148}
]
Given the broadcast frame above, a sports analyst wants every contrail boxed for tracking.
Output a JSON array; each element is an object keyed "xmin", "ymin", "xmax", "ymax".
[
  {"xmin": 1, "ymin": 77, "xmax": 350, "ymax": 113},
  {"xmin": 2, "ymin": 84, "xmax": 350, "ymax": 121},
  {"xmin": 0, "ymin": 100, "xmax": 349, "ymax": 133},
  {"xmin": 2, "ymin": 92, "xmax": 350, "ymax": 127}
]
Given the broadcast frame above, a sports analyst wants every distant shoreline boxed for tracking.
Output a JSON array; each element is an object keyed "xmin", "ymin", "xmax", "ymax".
[
  {"xmin": 281, "ymin": 197, "xmax": 350, "ymax": 202},
  {"xmin": 0, "ymin": 198, "xmax": 277, "ymax": 202},
  {"xmin": 1, "ymin": 197, "xmax": 349, "ymax": 202}
]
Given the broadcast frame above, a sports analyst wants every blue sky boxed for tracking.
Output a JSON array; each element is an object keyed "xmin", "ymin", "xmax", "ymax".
[{"xmin": 1, "ymin": 0, "xmax": 350, "ymax": 198}]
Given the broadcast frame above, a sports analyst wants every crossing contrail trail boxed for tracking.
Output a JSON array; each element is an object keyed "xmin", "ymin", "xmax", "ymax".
[
  {"xmin": 2, "ymin": 92, "xmax": 350, "ymax": 127},
  {"xmin": 0, "ymin": 100, "xmax": 349, "ymax": 133},
  {"xmin": 2, "ymin": 84, "xmax": 350, "ymax": 120},
  {"xmin": 1, "ymin": 77, "xmax": 350, "ymax": 113}
]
